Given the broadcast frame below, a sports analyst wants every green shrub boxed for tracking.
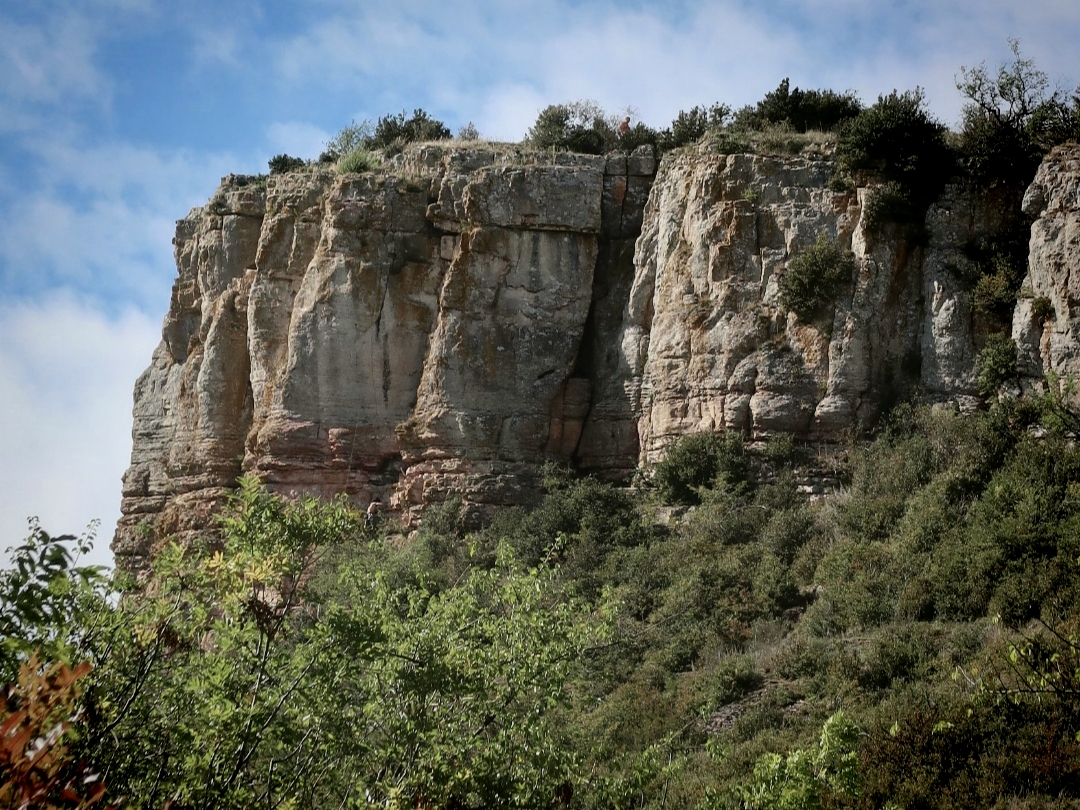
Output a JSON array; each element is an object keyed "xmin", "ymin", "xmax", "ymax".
[
  {"xmin": 657, "ymin": 103, "xmax": 731, "ymax": 150},
  {"xmin": 733, "ymin": 78, "xmax": 862, "ymax": 133},
  {"xmin": 734, "ymin": 710, "xmax": 860, "ymax": 810},
  {"xmin": 958, "ymin": 40, "xmax": 1080, "ymax": 189},
  {"xmin": 320, "ymin": 118, "xmax": 373, "ymax": 162},
  {"xmin": 527, "ymin": 100, "xmax": 615, "ymax": 154},
  {"xmin": 837, "ymin": 89, "xmax": 954, "ymax": 205},
  {"xmin": 1032, "ymin": 296, "xmax": 1054, "ymax": 324},
  {"xmin": 268, "ymin": 153, "xmax": 305, "ymax": 174},
  {"xmin": 336, "ymin": 146, "xmax": 380, "ymax": 174},
  {"xmin": 863, "ymin": 180, "xmax": 920, "ymax": 229},
  {"xmin": 973, "ymin": 265, "xmax": 1019, "ymax": 315},
  {"xmin": 778, "ymin": 233, "xmax": 855, "ymax": 322},
  {"xmin": 975, "ymin": 333, "xmax": 1018, "ymax": 396},
  {"xmin": 965, "ymin": 228, "xmax": 1030, "ymax": 318},
  {"xmin": 456, "ymin": 121, "xmax": 480, "ymax": 140},
  {"xmin": 481, "ymin": 473, "xmax": 654, "ymax": 599},
  {"xmin": 368, "ymin": 108, "xmax": 451, "ymax": 154},
  {"xmin": 653, "ymin": 432, "xmax": 748, "ymax": 505}
]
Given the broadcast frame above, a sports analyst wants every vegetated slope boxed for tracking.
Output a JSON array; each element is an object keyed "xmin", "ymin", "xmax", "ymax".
[{"xmin": 8, "ymin": 397, "xmax": 1080, "ymax": 808}]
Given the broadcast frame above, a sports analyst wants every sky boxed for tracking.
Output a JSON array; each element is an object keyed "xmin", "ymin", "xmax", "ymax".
[{"xmin": 1, "ymin": 0, "xmax": 1078, "ymax": 570}]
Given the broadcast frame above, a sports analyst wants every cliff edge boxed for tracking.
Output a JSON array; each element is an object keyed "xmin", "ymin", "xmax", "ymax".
[{"xmin": 113, "ymin": 141, "xmax": 1080, "ymax": 570}]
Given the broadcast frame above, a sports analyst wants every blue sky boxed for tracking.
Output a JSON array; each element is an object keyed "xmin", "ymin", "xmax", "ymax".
[{"xmin": 2, "ymin": 0, "xmax": 1078, "ymax": 569}]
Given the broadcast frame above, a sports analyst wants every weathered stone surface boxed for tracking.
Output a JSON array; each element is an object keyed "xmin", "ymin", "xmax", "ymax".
[
  {"xmin": 115, "ymin": 141, "xmax": 1080, "ymax": 569},
  {"xmin": 114, "ymin": 150, "xmax": 650, "ymax": 568},
  {"xmin": 612, "ymin": 143, "xmax": 1042, "ymax": 464},
  {"xmin": 1014, "ymin": 144, "xmax": 1080, "ymax": 385}
]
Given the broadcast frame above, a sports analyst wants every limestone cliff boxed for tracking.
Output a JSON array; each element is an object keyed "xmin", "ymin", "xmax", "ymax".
[{"xmin": 113, "ymin": 140, "xmax": 1080, "ymax": 569}]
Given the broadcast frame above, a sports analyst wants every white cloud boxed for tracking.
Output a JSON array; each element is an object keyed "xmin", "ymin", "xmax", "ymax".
[
  {"xmin": 0, "ymin": 11, "xmax": 107, "ymax": 107},
  {"xmin": 0, "ymin": 293, "xmax": 160, "ymax": 571},
  {"xmin": 0, "ymin": 139, "xmax": 242, "ymax": 309},
  {"xmin": 266, "ymin": 121, "xmax": 333, "ymax": 161},
  {"xmin": 266, "ymin": 0, "xmax": 1080, "ymax": 139}
]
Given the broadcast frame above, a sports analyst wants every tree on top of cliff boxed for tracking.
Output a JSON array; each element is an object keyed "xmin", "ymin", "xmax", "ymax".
[
  {"xmin": 837, "ymin": 88, "xmax": 953, "ymax": 208},
  {"xmin": 733, "ymin": 78, "xmax": 862, "ymax": 133},
  {"xmin": 369, "ymin": 108, "xmax": 451, "ymax": 154},
  {"xmin": 656, "ymin": 103, "xmax": 731, "ymax": 151},
  {"xmin": 957, "ymin": 39, "xmax": 1080, "ymax": 188},
  {"xmin": 527, "ymin": 100, "xmax": 619, "ymax": 154}
]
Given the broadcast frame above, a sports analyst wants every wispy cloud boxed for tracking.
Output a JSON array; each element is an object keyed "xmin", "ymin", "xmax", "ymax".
[
  {"xmin": 0, "ymin": 293, "xmax": 159, "ymax": 569},
  {"xmin": 265, "ymin": 0, "xmax": 1080, "ymax": 138},
  {"xmin": 0, "ymin": 139, "xmax": 242, "ymax": 310},
  {"xmin": 266, "ymin": 121, "xmax": 333, "ymax": 161}
]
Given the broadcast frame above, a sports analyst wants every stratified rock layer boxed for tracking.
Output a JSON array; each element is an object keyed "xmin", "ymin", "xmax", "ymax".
[{"xmin": 115, "ymin": 141, "xmax": 1080, "ymax": 569}]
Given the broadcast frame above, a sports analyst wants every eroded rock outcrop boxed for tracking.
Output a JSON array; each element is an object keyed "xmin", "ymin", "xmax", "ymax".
[
  {"xmin": 616, "ymin": 143, "xmax": 1022, "ymax": 463},
  {"xmin": 1014, "ymin": 143, "xmax": 1080, "ymax": 383},
  {"xmin": 115, "ymin": 146, "xmax": 655, "ymax": 567},
  {"xmin": 114, "ymin": 140, "xmax": 1079, "ymax": 569}
]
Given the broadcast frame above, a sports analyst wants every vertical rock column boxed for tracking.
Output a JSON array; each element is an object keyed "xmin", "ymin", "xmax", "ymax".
[
  {"xmin": 1014, "ymin": 143, "xmax": 1080, "ymax": 385},
  {"xmin": 395, "ymin": 162, "xmax": 605, "ymax": 519},
  {"xmin": 114, "ymin": 176, "xmax": 265, "ymax": 570}
]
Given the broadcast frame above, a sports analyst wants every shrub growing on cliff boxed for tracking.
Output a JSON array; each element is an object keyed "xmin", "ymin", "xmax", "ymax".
[
  {"xmin": 657, "ymin": 103, "xmax": 731, "ymax": 150},
  {"xmin": 652, "ymin": 431, "xmax": 748, "ymax": 505},
  {"xmin": 837, "ymin": 89, "xmax": 953, "ymax": 208},
  {"xmin": 733, "ymin": 78, "xmax": 862, "ymax": 133},
  {"xmin": 779, "ymin": 233, "xmax": 855, "ymax": 323},
  {"xmin": 321, "ymin": 118, "xmax": 373, "ymax": 162},
  {"xmin": 975, "ymin": 333, "xmax": 1019, "ymax": 396},
  {"xmin": 528, "ymin": 100, "xmax": 616, "ymax": 154},
  {"xmin": 268, "ymin": 153, "xmax": 305, "ymax": 174},
  {"xmin": 336, "ymin": 146, "xmax": 381, "ymax": 174},
  {"xmin": 369, "ymin": 108, "xmax": 451, "ymax": 154},
  {"xmin": 958, "ymin": 40, "xmax": 1080, "ymax": 188}
]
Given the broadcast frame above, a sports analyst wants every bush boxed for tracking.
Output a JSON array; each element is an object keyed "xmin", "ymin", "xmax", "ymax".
[
  {"xmin": 973, "ymin": 265, "xmax": 1018, "ymax": 315},
  {"xmin": 457, "ymin": 121, "xmax": 480, "ymax": 140},
  {"xmin": 526, "ymin": 100, "xmax": 636, "ymax": 154},
  {"xmin": 976, "ymin": 333, "xmax": 1018, "ymax": 396},
  {"xmin": 268, "ymin": 153, "xmax": 305, "ymax": 175},
  {"xmin": 1032, "ymin": 296, "xmax": 1054, "ymax": 324},
  {"xmin": 320, "ymin": 119, "xmax": 373, "ymax": 162},
  {"xmin": 778, "ymin": 233, "xmax": 855, "ymax": 322},
  {"xmin": 837, "ymin": 89, "xmax": 953, "ymax": 205},
  {"xmin": 657, "ymin": 103, "xmax": 731, "ymax": 150},
  {"xmin": 336, "ymin": 146, "xmax": 380, "ymax": 174},
  {"xmin": 653, "ymin": 432, "xmax": 748, "ymax": 505},
  {"xmin": 958, "ymin": 40, "xmax": 1080, "ymax": 188},
  {"xmin": 862, "ymin": 181, "xmax": 919, "ymax": 230},
  {"xmin": 733, "ymin": 78, "xmax": 862, "ymax": 133},
  {"xmin": 964, "ymin": 227, "xmax": 1031, "ymax": 319},
  {"xmin": 368, "ymin": 108, "xmax": 451, "ymax": 154}
]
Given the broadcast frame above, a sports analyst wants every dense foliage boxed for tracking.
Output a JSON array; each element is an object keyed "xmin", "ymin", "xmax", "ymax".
[
  {"xmin": 267, "ymin": 154, "xmax": 305, "ymax": 175},
  {"xmin": 836, "ymin": 89, "xmax": 953, "ymax": 220},
  {"xmin": 8, "ymin": 391, "xmax": 1080, "ymax": 807},
  {"xmin": 957, "ymin": 40, "xmax": 1080, "ymax": 189},
  {"xmin": 369, "ymin": 108, "xmax": 452, "ymax": 153},
  {"xmin": 778, "ymin": 234, "xmax": 855, "ymax": 324},
  {"xmin": 526, "ymin": 100, "xmax": 655, "ymax": 155},
  {"xmin": 732, "ymin": 78, "xmax": 862, "ymax": 133}
]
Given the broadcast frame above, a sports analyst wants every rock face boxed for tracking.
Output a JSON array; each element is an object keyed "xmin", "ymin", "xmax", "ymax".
[
  {"xmin": 610, "ymin": 145, "xmax": 1022, "ymax": 463},
  {"xmin": 114, "ymin": 140, "xmax": 1079, "ymax": 569},
  {"xmin": 1014, "ymin": 143, "xmax": 1080, "ymax": 383},
  {"xmin": 115, "ymin": 146, "xmax": 655, "ymax": 567}
]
